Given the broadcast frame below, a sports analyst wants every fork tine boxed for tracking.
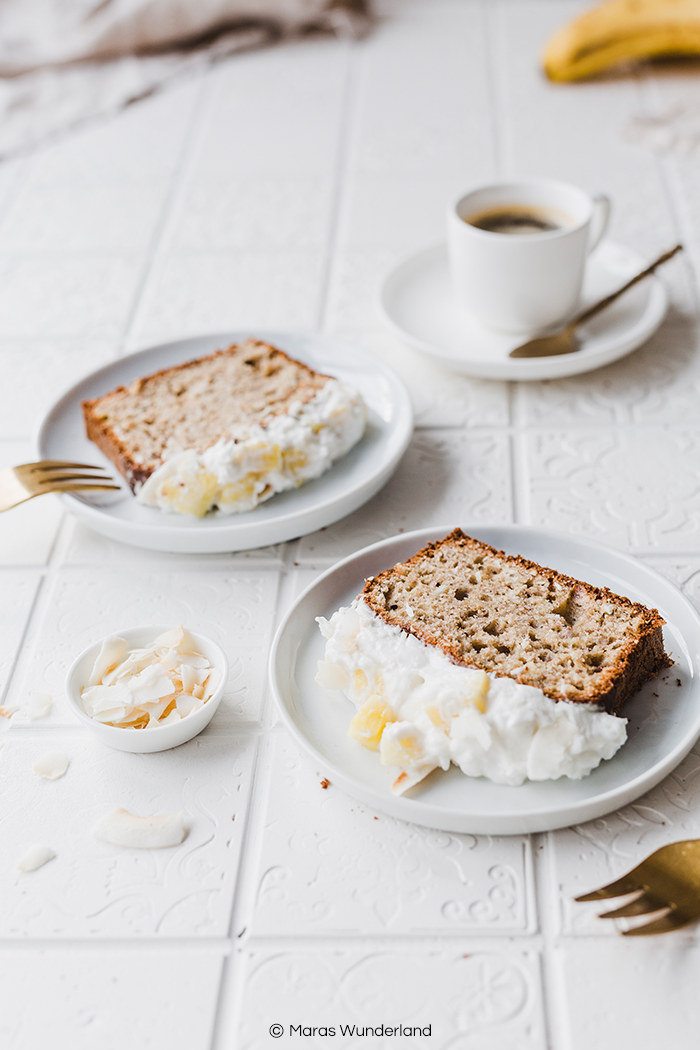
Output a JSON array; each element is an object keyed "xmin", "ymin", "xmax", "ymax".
[
  {"xmin": 622, "ymin": 910, "xmax": 693, "ymax": 936},
  {"xmin": 46, "ymin": 484, "xmax": 121, "ymax": 493},
  {"xmin": 24, "ymin": 461, "xmax": 110, "ymax": 472},
  {"xmin": 597, "ymin": 891, "xmax": 666, "ymax": 919},
  {"xmin": 575, "ymin": 871, "xmax": 644, "ymax": 901},
  {"xmin": 38, "ymin": 473, "xmax": 115, "ymax": 484}
]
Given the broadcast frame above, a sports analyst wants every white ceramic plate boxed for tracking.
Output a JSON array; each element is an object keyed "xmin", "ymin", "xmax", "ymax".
[
  {"xmin": 270, "ymin": 525, "xmax": 700, "ymax": 834},
  {"xmin": 379, "ymin": 241, "xmax": 668, "ymax": 381},
  {"xmin": 37, "ymin": 331, "xmax": 413, "ymax": 554}
]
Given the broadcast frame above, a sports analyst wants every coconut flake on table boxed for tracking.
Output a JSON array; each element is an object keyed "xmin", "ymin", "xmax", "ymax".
[
  {"xmin": 33, "ymin": 751, "xmax": 70, "ymax": 780},
  {"xmin": 18, "ymin": 844, "xmax": 56, "ymax": 872},
  {"xmin": 80, "ymin": 626, "xmax": 221, "ymax": 729},
  {"xmin": 91, "ymin": 808, "xmax": 187, "ymax": 848}
]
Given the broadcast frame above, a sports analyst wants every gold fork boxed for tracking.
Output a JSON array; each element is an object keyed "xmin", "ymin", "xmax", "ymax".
[
  {"xmin": 575, "ymin": 839, "xmax": 700, "ymax": 935},
  {"xmin": 0, "ymin": 460, "xmax": 121, "ymax": 512}
]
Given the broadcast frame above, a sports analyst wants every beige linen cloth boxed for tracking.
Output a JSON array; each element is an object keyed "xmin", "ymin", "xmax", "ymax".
[{"xmin": 0, "ymin": 0, "xmax": 369, "ymax": 156}]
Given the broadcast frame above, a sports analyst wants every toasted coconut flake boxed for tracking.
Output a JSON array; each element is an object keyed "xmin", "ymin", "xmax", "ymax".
[
  {"xmin": 181, "ymin": 665, "xmax": 208, "ymax": 694},
  {"xmin": 18, "ymin": 844, "xmax": 56, "ymax": 872},
  {"xmin": 159, "ymin": 710, "xmax": 182, "ymax": 725},
  {"xmin": 202, "ymin": 668, "xmax": 221, "ymax": 701},
  {"xmin": 79, "ymin": 626, "xmax": 219, "ymax": 730},
  {"xmin": 0, "ymin": 705, "xmax": 18, "ymax": 718},
  {"xmin": 391, "ymin": 769, "xmax": 434, "ymax": 796},
  {"xmin": 175, "ymin": 694, "xmax": 200, "ymax": 718},
  {"xmin": 91, "ymin": 808, "xmax": 187, "ymax": 848},
  {"xmin": 27, "ymin": 692, "xmax": 52, "ymax": 720},
  {"xmin": 33, "ymin": 751, "xmax": 70, "ymax": 780},
  {"xmin": 154, "ymin": 626, "xmax": 195, "ymax": 649},
  {"xmin": 88, "ymin": 635, "xmax": 128, "ymax": 686}
]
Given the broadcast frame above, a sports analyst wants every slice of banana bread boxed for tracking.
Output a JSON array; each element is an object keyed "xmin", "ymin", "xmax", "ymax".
[
  {"xmin": 362, "ymin": 529, "xmax": 671, "ymax": 715},
  {"xmin": 82, "ymin": 340, "xmax": 331, "ymax": 492}
]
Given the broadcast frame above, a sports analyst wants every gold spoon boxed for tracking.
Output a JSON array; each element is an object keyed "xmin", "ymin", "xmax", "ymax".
[{"xmin": 509, "ymin": 243, "xmax": 683, "ymax": 358}]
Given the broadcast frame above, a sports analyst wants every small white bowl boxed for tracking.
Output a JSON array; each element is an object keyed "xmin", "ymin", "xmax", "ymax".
[{"xmin": 65, "ymin": 625, "xmax": 228, "ymax": 753}]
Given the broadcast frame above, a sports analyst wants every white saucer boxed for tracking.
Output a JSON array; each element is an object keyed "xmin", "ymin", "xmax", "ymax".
[
  {"xmin": 379, "ymin": 241, "xmax": 668, "ymax": 381},
  {"xmin": 36, "ymin": 331, "xmax": 413, "ymax": 554},
  {"xmin": 270, "ymin": 524, "xmax": 700, "ymax": 835}
]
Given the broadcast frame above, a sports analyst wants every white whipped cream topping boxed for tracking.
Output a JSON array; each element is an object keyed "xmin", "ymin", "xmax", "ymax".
[
  {"xmin": 136, "ymin": 378, "xmax": 367, "ymax": 517},
  {"xmin": 316, "ymin": 600, "xmax": 627, "ymax": 793}
]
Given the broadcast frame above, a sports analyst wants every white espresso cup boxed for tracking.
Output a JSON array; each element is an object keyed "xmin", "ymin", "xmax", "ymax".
[{"xmin": 447, "ymin": 179, "xmax": 610, "ymax": 332}]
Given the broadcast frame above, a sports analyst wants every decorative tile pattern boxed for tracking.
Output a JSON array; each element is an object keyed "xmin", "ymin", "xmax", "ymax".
[
  {"xmin": 235, "ymin": 943, "xmax": 546, "ymax": 1049},
  {"xmin": 515, "ymin": 321, "xmax": 700, "ymax": 428},
  {"xmin": 297, "ymin": 428, "xmax": 512, "ymax": 562},
  {"xmin": 0, "ymin": 947, "xmax": 223, "ymax": 1050},
  {"xmin": 0, "ymin": 183, "xmax": 169, "ymax": 254},
  {"xmin": 560, "ymin": 940, "xmax": 700, "ymax": 1049},
  {"xmin": 642, "ymin": 556, "xmax": 700, "ymax": 611},
  {"xmin": 525, "ymin": 427, "xmax": 700, "ymax": 552},
  {"xmin": 331, "ymin": 326, "xmax": 510, "ymax": 430},
  {"xmin": 7, "ymin": 568, "xmax": 280, "ymax": 725},
  {"xmin": 2, "ymin": 1, "xmax": 700, "ymax": 1047},
  {"xmin": 61, "ymin": 520, "xmax": 285, "ymax": 569},
  {"xmin": 250, "ymin": 733, "xmax": 533, "ymax": 936},
  {"xmin": 0, "ymin": 255, "xmax": 143, "ymax": 339},
  {"xmin": 171, "ymin": 177, "xmax": 333, "ymax": 252},
  {"xmin": 23, "ymin": 77, "xmax": 202, "ymax": 186},
  {"xmin": 0, "ymin": 572, "xmax": 41, "ymax": 703},
  {"xmin": 553, "ymin": 745, "xmax": 700, "ymax": 936},
  {"xmin": 0, "ymin": 733, "xmax": 256, "ymax": 937},
  {"xmin": 130, "ymin": 250, "xmax": 325, "ymax": 343},
  {"xmin": 0, "ymin": 339, "xmax": 117, "ymax": 440}
]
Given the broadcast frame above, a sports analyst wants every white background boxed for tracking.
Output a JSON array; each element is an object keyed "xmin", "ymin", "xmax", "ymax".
[{"xmin": 1, "ymin": 1, "xmax": 700, "ymax": 1046}]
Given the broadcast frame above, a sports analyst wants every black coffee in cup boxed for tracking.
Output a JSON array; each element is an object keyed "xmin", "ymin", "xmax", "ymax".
[{"xmin": 465, "ymin": 204, "xmax": 574, "ymax": 236}]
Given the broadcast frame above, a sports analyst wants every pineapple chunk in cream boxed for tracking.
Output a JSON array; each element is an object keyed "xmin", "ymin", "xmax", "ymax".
[
  {"xmin": 137, "ymin": 379, "xmax": 366, "ymax": 517},
  {"xmin": 316, "ymin": 600, "xmax": 627, "ymax": 794}
]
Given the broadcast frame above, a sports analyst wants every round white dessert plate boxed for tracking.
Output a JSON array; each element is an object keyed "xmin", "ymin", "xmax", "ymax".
[
  {"xmin": 37, "ymin": 331, "xmax": 413, "ymax": 554},
  {"xmin": 270, "ymin": 525, "xmax": 700, "ymax": 834},
  {"xmin": 379, "ymin": 240, "xmax": 668, "ymax": 381}
]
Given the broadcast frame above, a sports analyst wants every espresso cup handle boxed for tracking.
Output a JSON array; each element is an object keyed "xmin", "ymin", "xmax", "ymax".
[{"xmin": 587, "ymin": 193, "xmax": 610, "ymax": 254}]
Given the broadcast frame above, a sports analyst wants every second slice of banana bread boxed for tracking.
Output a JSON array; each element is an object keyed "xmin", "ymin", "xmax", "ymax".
[{"xmin": 362, "ymin": 529, "xmax": 671, "ymax": 715}]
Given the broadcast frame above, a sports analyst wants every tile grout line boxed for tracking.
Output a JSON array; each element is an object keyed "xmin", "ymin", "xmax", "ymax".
[
  {"xmin": 318, "ymin": 40, "xmax": 362, "ymax": 333},
  {"xmin": 209, "ymin": 728, "xmax": 278, "ymax": 1050},
  {"xmin": 0, "ymin": 570, "xmax": 44, "ymax": 709},
  {"xmin": 1, "ymin": 507, "xmax": 76, "ymax": 711},
  {"xmin": 638, "ymin": 72, "xmax": 700, "ymax": 318},
  {"xmin": 258, "ymin": 558, "xmax": 292, "ymax": 731},
  {"xmin": 539, "ymin": 833, "xmax": 574, "ymax": 1050},
  {"xmin": 116, "ymin": 69, "xmax": 214, "ymax": 355},
  {"xmin": 209, "ymin": 43, "xmax": 362, "ymax": 1039}
]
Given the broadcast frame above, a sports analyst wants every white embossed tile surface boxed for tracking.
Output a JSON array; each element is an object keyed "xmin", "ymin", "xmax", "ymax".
[
  {"xmin": 2, "ymin": 0, "xmax": 700, "ymax": 1047},
  {"xmin": 0, "ymin": 947, "xmax": 223, "ymax": 1049},
  {"xmin": 250, "ymin": 733, "xmax": 534, "ymax": 936},
  {"xmin": 233, "ymin": 944, "xmax": 546, "ymax": 1049}
]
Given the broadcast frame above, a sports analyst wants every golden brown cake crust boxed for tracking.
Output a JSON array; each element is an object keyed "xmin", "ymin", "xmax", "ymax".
[
  {"xmin": 82, "ymin": 340, "xmax": 332, "ymax": 491},
  {"xmin": 362, "ymin": 528, "xmax": 671, "ymax": 715}
]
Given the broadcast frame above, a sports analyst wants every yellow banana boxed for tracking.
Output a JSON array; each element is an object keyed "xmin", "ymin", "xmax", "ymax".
[{"xmin": 543, "ymin": 0, "xmax": 700, "ymax": 82}]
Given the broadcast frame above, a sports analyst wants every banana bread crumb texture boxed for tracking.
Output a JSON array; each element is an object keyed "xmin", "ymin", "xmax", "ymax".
[
  {"xmin": 82, "ymin": 340, "xmax": 331, "ymax": 491},
  {"xmin": 362, "ymin": 529, "xmax": 671, "ymax": 715}
]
